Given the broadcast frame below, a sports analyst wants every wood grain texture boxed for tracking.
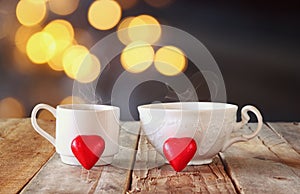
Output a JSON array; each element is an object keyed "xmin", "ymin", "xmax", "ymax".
[
  {"xmin": 133, "ymin": 134, "xmax": 165, "ymax": 171},
  {"xmin": 21, "ymin": 122, "xmax": 140, "ymax": 194},
  {"xmin": 3, "ymin": 120, "xmax": 300, "ymax": 194},
  {"xmin": 130, "ymin": 135, "xmax": 236, "ymax": 193},
  {"xmin": 220, "ymin": 123, "xmax": 300, "ymax": 194},
  {"xmin": 267, "ymin": 122, "xmax": 300, "ymax": 154},
  {"xmin": 0, "ymin": 119, "xmax": 55, "ymax": 194}
]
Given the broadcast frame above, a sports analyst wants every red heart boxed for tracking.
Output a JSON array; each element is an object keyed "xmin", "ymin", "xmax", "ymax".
[
  {"xmin": 71, "ymin": 135, "xmax": 105, "ymax": 170},
  {"xmin": 163, "ymin": 137, "xmax": 197, "ymax": 172}
]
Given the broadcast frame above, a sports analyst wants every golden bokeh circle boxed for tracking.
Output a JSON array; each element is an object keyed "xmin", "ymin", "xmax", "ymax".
[
  {"xmin": 128, "ymin": 15, "xmax": 161, "ymax": 44},
  {"xmin": 26, "ymin": 31, "xmax": 56, "ymax": 64},
  {"xmin": 117, "ymin": 17, "xmax": 135, "ymax": 45},
  {"xmin": 0, "ymin": 97, "xmax": 25, "ymax": 118},
  {"xmin": 88, "ymin": 0, "xmax": 122, "ymax": 30},
  {"xmin": 121, "ymin": 41, "xmax": 154, "ymax": 73},
  {"xmin": 49, "ymin": 0, "xmax": 80, "ymax": 16},
  {"xmin": 62, "ymin": 45, "xmax": 101, "ymax": 83},
  {"xmin": 16, "ymin": 0, "xmax": 47, "ymax": 26},
  {"xmin": 154, "ymin": 46, "xmax": 187, "ymax": 76}
]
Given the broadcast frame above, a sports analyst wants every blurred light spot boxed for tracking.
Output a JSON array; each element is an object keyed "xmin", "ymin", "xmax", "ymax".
[
  {"xmin": 48, "ymin": 50, "xmax": 67, "ymax": 71},
  {"xmin": 0, "ymin": 97, "xmax": 25, "ymax": 118},
  {"xmin": 63, "ymin": 45, "xmax": 101, "ymax": 83},
  {"xmin": 44, "ymin": 20, "xmax": 74, "ymax": 71},
  {"xmin": 63, "ymin": 45, "xmax": 89, "ymax": 79},
  {"xmin": 117, "ymin": 17, "xmax": 134, "ymax": 45},
  {"xmin": 15, "ymin": 25, "xmax": 42, "ymax": 53},
  {"xmin": 48, "ymin": 0, "xmax": 79, "ymax": 16},
  {"xmin": 154, "ymin": 46, "xmax": 187, "ymax": 76},
  {"xmin": 115, "ymin": 0, "xmax": 137, "ymax": 10},
  {"xmin": 44, "ymin": 20, "xmax": 74, "ymax": 51},
  {"xmin": 75, "ymin": 53, "xmax": 101, "ymax": 83},
  {"xmin": 88, "ymin": 0, "xmax": 122, "ymax": 30},
  {"xmin": 16, "ymin": 0, "xmax": 47, "ymax": 26},
  {"xmin": 37, "ymin": 110, "xmax": 55, "ymax": 121},
  {"xmin": 26, "ymin": 31, "xmax": 56, "ymax": 64},
  {"xmin": 121, "ymin": 41, "xmax": 154, "ymax": 73},
  {"xmin": 60, "ymin": 96, "xmax": 85, "ymax": 104},
  {"xmin": 128, "ymin": 15, "xmax": 161, "ymax": 44},
  {"xmin": 13, "ymin": 48, "xmax": 39, "ymax": 75},
  {"xmin": 144, "ymin": 0, "xmax": 173, "ymax": 8}
]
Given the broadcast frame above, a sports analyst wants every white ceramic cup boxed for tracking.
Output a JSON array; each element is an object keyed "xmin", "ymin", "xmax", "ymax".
[
  {"xmin": 31, "ymin": 103, "xmax": 120, "ymax": 165},
  {"xmin": 138, "ymin": 102, "xmax": 263, "ymax": 165}
]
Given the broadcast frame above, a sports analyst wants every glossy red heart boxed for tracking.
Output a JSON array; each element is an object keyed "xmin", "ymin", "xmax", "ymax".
[
  {"xmin": 71, "ymin": 135, "xmax": 105, "ymax": 170},
  {"xmin": 163, "ymin": 137, "xmax": 197, "ymax": 172}
]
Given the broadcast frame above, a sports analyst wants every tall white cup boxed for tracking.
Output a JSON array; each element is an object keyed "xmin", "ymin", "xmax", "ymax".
[{"xmin": 31, "ymin": 103, "xmax": 120, "ymax": 165}]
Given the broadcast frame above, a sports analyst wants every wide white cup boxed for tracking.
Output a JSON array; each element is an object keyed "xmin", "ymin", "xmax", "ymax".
[
  {"xmin": 31, "ymin": 104, "xmax": 120, "ymax": 165},
  {"xmin": 138, "ymin": 102, "xmax": 263, "ymax": 165}
]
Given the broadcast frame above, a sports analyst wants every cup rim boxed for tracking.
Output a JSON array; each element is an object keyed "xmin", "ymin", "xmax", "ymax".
[
  {"xmin": 57, "ymin": 104, "xmax": 120, "ymax": 112},
  {"xmin": 137, "ymin": 102, "xmax": 238, "ymax": 112}
]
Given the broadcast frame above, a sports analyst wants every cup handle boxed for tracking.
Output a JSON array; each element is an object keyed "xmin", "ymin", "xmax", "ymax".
[
  {"xmin": 221, "ymin": 105, "xmax": 263, "ymax": 152},
  {"xmin": 31, "ymin": 103, "xmax": 56, "ymax": 146}
]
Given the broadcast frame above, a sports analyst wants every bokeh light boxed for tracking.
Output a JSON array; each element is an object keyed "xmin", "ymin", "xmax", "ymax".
[
  {"xmin": 75, "ymin": 53, "xmax": 101, "ymax": 83},
  {"xmin": 44, "ymin": 20, "xmax": 75, "ymax": 71},
  {"xmin": 128, "ymin": 15, "xmax": 161, "ymax": 44},
  {"xmin": 62, "ymin": 45, "xmax": 101, "ymax": 83},
  {"xmin": 88, "ymin": 0, "xmax": 122, "ymax": 30},
  {"xmin": 121, "ymin": 41, "xmax": 154, "ymax": 73},
  {"xmin": 63, "ymin": 45, "xmax": 89, "ymax": 79},
  {"xmin": 37, "ymin": 110, "xmax": 56, "ymax": 121},
  {"xmin": 115, "ymin": 0, "xmax": 138, "ymax": 10},
  {"xmin": 15, "ymin": 25, "xmax": 42, "ymax": 53},
  {"xmin": 16, "ymin": 0, "xmax": 47, "ymax": 26},
  {"xmin": 48, "ymin": 50, "xmax": 67, "ymax": 71},
  {"xmin": 0, "ymin": 97, "xmax": 25, "ymax": 118},
  {"xmin": 44, "ymin": 20, "xmax": 74, "ymax": 51},
  {"xmin": 144, "ymin": 0, "xmax": 173, "ymax": 8},
  {"xmin": 60, "ymin": 96, "xmax": 85, "ymax": 104},
  {"xmin": 48, "ymin": 0, "xmax": 80, "ymax": 16},
  {"xmin": 26, "ymin": 31, "xmax": 56, "ymax": 64},
  {"xmin": 117, "ymin": 17, "xmax": 135, "ymax": 45},
  {"xmin": 154, "ymin": 46, "xmax": 187, "ymax": 76}
]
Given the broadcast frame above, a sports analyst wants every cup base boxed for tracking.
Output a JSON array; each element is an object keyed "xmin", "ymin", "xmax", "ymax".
[
  {"xmin": 188, "ymin": 158, "xmax": 213, "ymax": 165},
  {"xmin": 165, "ymin": 158, "xmax": 213, "ymax": 166},
  {"xmin": 60, "ymin": 155, "xmax": 114, "ymax": 166}
]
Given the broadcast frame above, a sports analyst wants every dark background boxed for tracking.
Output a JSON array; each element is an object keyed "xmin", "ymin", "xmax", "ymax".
[
  {"xmin": 101, "ymin": 0, "xmax": 300, "ymax": 121},
  {"xmin": 0, "ymin": 0, "xmax": 299, "ymax": 121}
]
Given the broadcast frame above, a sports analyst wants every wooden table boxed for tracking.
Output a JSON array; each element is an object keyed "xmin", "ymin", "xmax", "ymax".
[{"xmin": 0, "ymin": 119, "xmax": 300, "ymax": 193}]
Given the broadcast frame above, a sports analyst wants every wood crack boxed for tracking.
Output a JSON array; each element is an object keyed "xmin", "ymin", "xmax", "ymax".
[
  {"xmin": 251, "ymin": 124, "xmax": 300, "ymax": 178},
  {"xmin": 88, "ymin": 167, "xmax": 104, "ymax": 194},
  {"xmin": 219, "ymin": 153, "xmax": 242, "ymax": 194},
  {"xmin": 266, "ymin": 122, "xmax": 300, "ymax": 155},
  {"xmin": 219, "ymin": 123, "xmax": 300, "ymax": 193},
  {"xmin": 125, "ymin": 125, "xmax": 141, "ymax": 193}
]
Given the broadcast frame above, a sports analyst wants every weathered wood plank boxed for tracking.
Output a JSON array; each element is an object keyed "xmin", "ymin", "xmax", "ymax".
[
  {"xmin": 130, "ymin": 135, "xmax": 237, "ymax": 193},
  {"xmin": 21, "ymin": 122, "xmax": 140, "ymax": 194},
  {"xmin": 133, "ymin": 134, "xmax": 165, "ymax": 171},
  {"xmin": 220, "ymin": 123, "xmax": 300, "ymax": 194},
  {"xmin": 0, "ymin": 119, "xmax": 55, "ymax": 194},
  {"xmin": 267, "ymin": 122, "xmax": 300, "ymax": 154}
]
